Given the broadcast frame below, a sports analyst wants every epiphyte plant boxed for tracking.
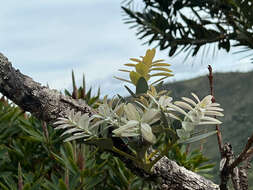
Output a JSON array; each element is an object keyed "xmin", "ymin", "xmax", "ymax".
[{"xmin": 54, "ymin": 49, "xmax": 224, "ymax": 172}]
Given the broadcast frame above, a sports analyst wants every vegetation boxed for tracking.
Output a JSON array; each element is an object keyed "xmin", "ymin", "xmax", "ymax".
[{"xmin": 0, "ymin": 50, "xmax": 218, "ymax": 189}]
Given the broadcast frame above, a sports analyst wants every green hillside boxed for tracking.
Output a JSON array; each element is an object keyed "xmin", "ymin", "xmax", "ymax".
[{"xmin": 162, "ymin": 71, "xmax": 253, "ymax": 186}]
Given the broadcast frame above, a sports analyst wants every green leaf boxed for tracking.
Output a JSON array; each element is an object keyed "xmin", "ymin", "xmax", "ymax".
[
  {"xmin": 59, "ymin": 179, "xmax": 68, "ymax": 190},
  {"xmin": 169, "ymin": 45, "xmax": 177, "ymax": 56},
  {"xmin": 19, "ymin": 119, "xmax": 43, "ymax": 142},
  {"xmin": 23, "ymin": 184, "xmax": 32, "ymax": 190},
  {"xmin": 86, "ymin": 176, "xmax": 104, "ymax": 190},
  {"xmin": 64, "ymin": 89, "xmax": 71, "ymax": 97},
  {"xmin": 197, "ymin": 163, "xmax": 215, "ymax": 170},
  {"xmin": 136, "ymin": 77, "xmax": 148, "ymax": 95},
  {"xmin": 0, "ymin": 182, "xmax": 9, "ymax": 190},
  {"xmin": 124, "ymin": 85, "xmax": 137, "ymax": 97},
  {"xmin": 72, "ymin": 70, "xmax": 77, "ymax": 90}
]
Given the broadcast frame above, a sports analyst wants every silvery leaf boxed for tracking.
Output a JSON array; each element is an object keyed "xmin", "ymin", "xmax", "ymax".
[
  {"xmin": 182, "ymin": 121, "xmax": 195, "ymax": 132},
  {"xmin": 69, "ymin": 109, "xmax": 75, "ymax": 120},
  {"xmin": 77, "ymin": 114, "xmax": 90, "ymax": 130},
  {"xmin": 53, "ymin": 120, "xmax": 69, "ymax": 125},
  {"xmin": 64, "ymin": 134, "xmax": 89, "ymax": 142},
  {"xmin": 61, "ymin": 128, "xmax": 84, "ymax": 136},
  {"xmin": 176, "ymin": 129, "xmax": 190, "ymax": 139},
  {"xmin": 201, "ymin": 116, "xmax": 222, "ymax": 124},
  {"xmin": 55, "ymin": 124, "xmax": 75, "ymax": 130},
  {"xmin": 119, "ymin": 131, "xmax": 139, "ymax": 137},
  {"xmin": 169, "ymin": 104, "xmax": 188, "ymax": 116},
  {"xmin": 191, "ymin": 93, "xmax": 201, "ymax": 103},
  {"xmin": 141, "ymin": 109, "xmax": 160, "ymax": 125},
  {"xmin": 140, "ymin": 123, "xmax": 156, "ymax": 144},
  {"xmin": 89, "ymin": 120, "xmax": 105, "ymax": 130},
  {"xmin": 206, "ymin": 107, "xmax": 224, "ymax": 111},
  {"xmin": 124, "ymin": 103, "xmax": 140, "ymax": 121},
  {"xmin": 158, "ymin": 95, "xmax": 172, "ymax": 107},
  {"xmin": 112, "ymin": 120, "xmax": 139, "ymax": 136},
  {"xmin": 91, "ymin": 114, "xmax": 104, "ymax": 119},
  {"xmin": 174, "ymin": 101, "xmax": 193, "ymax": 110},
  {"xmin": 73, "ymin": 111, "xmax": 82, "ymax": 122},
  {"xmin": 166, "ymin": 112, "xmax": 181, "ymax": 121},
  {"xmin": 181, "ymin": 97, "xmax": 197, "ymax": 106},
  {"xmin": 204, "ymin": 111, "xmax": 224, "ymax": 117}
]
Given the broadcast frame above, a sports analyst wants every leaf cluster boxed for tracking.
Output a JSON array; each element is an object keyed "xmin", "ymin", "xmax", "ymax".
[{"xmin": 54, "ymin": 50, "xmax": 221, "ymax": 176}]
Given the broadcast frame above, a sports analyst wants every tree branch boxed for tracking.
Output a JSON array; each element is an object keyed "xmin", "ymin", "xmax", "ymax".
[
  {"xmin": 230, "ymin": 133, "xmax": 253, "ymax": 170},
  {"xmin": 0, "ymin": 53, "xmax": 220, "ymax": 190}
]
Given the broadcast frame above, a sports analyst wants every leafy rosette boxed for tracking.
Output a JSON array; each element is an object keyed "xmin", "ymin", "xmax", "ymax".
[
  {"xmin": 115, "ymin": 48, "xmax": 173, "ymax": 86},
  {"xmin": 53, "ymin": 109, "xmax": 97, "ymax": 142},
  {"xmin": 112, "ymin": 103, "xmax": 160, "ymax": 144},
  {"xmin": 171, "ymin": 93, "xmax": 224, "ymax": 140}
]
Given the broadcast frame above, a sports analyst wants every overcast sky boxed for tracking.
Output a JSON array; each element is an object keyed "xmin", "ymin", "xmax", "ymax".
[{"xmin": 1, "ymin": 1, "xmax": 253, "ymax": 97}]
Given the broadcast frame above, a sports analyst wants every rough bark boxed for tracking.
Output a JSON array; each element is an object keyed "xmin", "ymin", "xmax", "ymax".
[
  {"xmin": 0, "ymin": 53, "xmax": 220, "ymax": 190},
  {"xmin": 153, "ymin": 157, "xmax": 219, "ymax": 190}
]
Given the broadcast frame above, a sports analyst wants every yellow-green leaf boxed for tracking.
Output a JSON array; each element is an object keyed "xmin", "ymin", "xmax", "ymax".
[
  {"xmin": 129, "ymin": 71, "xmax": 141, "ymax": 85},
  {"xmin": 151, "ymin": 76, "xmax": 168, "ymax": 85},
  {"xmin": 135, "ymin": 63, "xmax": 150, "ymax": 76},
  {"xmin": 114, "ymin": 76, "xmax": 132, "ymax": 84},
  {"xmin": 152, "ymin": 63, "xmax": 171, "ymax": 67},
  {"xmin": 143, "ymin": 49, "xmax": 156, "ymax": 66},
  {"xmin": 151, "ymin": 72, "xmax": 174, "ymax": 77},
  {"xmin": 150, "ymin": 67, "xmax": 173, "ymax": 73},
  {"xmin": 118, "ymin": 69, "xmax": 130, "ymax": 73},
  {"xmin": 130, "ymin": 58, "xmax": 141, "ymax": 63},
  {"xmin": 152, "ymin": 59, "xmax": 165, "ymax": 63},
  {"xmin": 124, "ymin": 63, "xmax": 136, "ymax": 67}
]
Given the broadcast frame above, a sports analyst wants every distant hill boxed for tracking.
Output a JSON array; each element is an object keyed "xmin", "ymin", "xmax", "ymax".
[{"xmin": 162, "ymin": 71, "xmax": 253, "ymax": 186}]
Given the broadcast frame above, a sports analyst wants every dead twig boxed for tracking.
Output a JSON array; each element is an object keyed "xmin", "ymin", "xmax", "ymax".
[{"xmin": 208, "ymin": 65, "xmax": 223, "ymax": 154}]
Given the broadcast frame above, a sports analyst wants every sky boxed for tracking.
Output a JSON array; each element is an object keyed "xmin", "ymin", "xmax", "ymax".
[{"xmin": 1, "ymin": 0, "xmax": 253, "ymax": 97}]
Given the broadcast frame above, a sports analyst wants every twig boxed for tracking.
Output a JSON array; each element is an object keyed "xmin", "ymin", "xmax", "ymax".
[
  {"xmin": 230, "ymin": 133, "xmax": 253, "ymax": 170},
  {"xmin": 219, "ymin": 143, "xmax": 234, "ymax": 190},
  {"xmin": 208, "ymin": 65, "xmax": 223, "ymax": 154}
]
